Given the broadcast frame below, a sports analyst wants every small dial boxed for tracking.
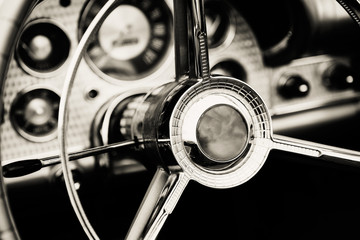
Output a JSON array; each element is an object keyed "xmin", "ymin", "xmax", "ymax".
[
  {"xmin": 211, "ymin": 60, "xmax": 247, "ymax": 80},
  {"xmin": 16, "ymin": 19, "xmax": 71, "ymax": 77},
  {"xmin": 10, "ymin": 87, "xmax": 60, "ymax": 142},
  {"xmin": 79, "ymin": 0, "xmax": 173, "ymax": 82},
  {"xmin": 323, "ymin": 63, "xmax": 359, "ymax": 90},
  {"xmin": 205, "ymin": 0, "xmax": 235, "ymax": 49},
  {"xmin": 278, "ymin": 74, "xmax": 310, "ymax": 99}
]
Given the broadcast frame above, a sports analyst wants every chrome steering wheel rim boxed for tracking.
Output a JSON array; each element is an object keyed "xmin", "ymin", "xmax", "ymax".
[
  {"xmin": 58, "ymin": 0, "xmax": 360, "ymax": 240},
  {"xmin": 2, "ymin": 1, "xmax": 360, "ymax": 240},
  {"xmin": 0, "ymin": 1, "xmax": 40, "ymax": 239}
]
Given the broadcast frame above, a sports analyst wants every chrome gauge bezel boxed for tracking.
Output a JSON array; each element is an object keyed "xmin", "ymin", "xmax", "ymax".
[
  {"xmin": 205, "ymin": 0, "xmax": 237, "ymax": 51},
  {"xmin": 78, "ymin": 0, "xmax": 174, "ymax": 84},
  {"xmin": 9, "ymin": 85, "xmax": 61, "ymax": 143},
  {"xmin": 15, "ymin": 18, "xmax": 71, "ymax": 78}
]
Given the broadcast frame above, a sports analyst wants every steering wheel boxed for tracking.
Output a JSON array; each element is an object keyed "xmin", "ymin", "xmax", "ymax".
[{"xmin": 2, "ymin": 0, "xmax": 360, "ymax": 240}]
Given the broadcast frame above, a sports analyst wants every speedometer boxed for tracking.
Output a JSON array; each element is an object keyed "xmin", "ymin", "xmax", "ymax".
[{"xmin": 79, "ymin": 0, "xmax": 173, "ymax": 82}]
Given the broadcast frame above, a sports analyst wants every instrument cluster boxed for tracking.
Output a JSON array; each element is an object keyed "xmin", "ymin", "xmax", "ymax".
[{"xmin": 3, "ymin": 0, "xmax": 360, "ymax": 182}]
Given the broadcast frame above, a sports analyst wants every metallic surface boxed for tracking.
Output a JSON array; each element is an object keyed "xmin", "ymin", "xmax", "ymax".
[
  {"xmin": 190, "ymin": 0, "xmax": 210, "ymax": 80},
  {"xmin": 169, "ymin": 78, "xmax": 272, "ymax": 189},
  {"xmin": 2, "ymin": 0, "xmax": 89, "ymax": 161},
  {"xmin": 125, "ymin": 167, "xmax": 187, "ymax": 240},
  {"xmin": 2, "ymin": 0, "xmax": 360, "ymax": 240},
  {"xmin": 58, "ymin": 1, "xmax": 121, "ymax": 239},
  {"xmin": 0, "ymin": 0, "xmax": 40, "ymax": 239},
  {"xmin": 1, "ymin": 0, "xmax": 264, "ymax": 164},
  {"xmin": 16, "ymin": 18, "xmax": 71, "ymax": 77},
  {"xmin": 2, "ymin": 139, "xmax": 141, "ymax": 178},
  {"xmin": 9, "ymin": 85, "xmax": 60, "ymax": 142},
  {"xmin": 270, "ymin": 55, "xmax": 360, "ymax": 116},
  {"xmin": 80, "ymin": 0, "xmax": 173, "ymax": 82},
  {"xmin": 196, "ymin": 105, "xmax": 248, "ymax": 161}
]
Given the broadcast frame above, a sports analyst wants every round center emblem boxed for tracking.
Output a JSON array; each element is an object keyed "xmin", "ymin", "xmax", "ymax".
[
  {"xmin": 170, "ymin": 77, "xmax": 272, "ymax": 188},
  {"xmin": 196, "ymin": 104, "xmax": 248, "ymax": 162}
]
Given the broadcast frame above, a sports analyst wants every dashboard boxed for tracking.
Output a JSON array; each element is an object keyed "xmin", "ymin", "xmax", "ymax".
[
  {"xmin": 3, "ymin": 0, "xmax": 360, "ymax": 174},
  {"xmin": 2, "ymin": 0, "xmax": 360, "ymax": 239}
]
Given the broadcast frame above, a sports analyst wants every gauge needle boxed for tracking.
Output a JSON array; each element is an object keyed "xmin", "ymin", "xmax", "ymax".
[
  {"xmin": 207, "ymin": 14, "xmax": 221, "ymax": 38},
  {"xmin": 21, "ymin": 41, "xmax": 37, "ymax": 58},
  {"xmin": 94, "ymin": 51, "xmax": 112, "ymax": 69}
]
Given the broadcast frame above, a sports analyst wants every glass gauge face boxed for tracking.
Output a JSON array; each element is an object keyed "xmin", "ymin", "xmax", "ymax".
[
  {"xmin": 10, "ymin": 87, "xmax": 60, "ymax": 142},
  {"xmin": 79, "ymin": 0, "xmax": 173, "ymax": 82},
  {"xmin": 16, "ymin": 20, "xmax": 71, "ymax": 76},
  {"xmin": 205, "ymin": 0, "xmax": 234, "ymax": 49}
]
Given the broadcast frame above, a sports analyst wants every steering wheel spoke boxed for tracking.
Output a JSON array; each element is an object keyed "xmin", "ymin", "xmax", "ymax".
[
  {"xmin": 272, "ymin": 134, "xmax": 360, "ymax": 167},
  {"xmin": 126, "ymin": 167, "xmax": 189, "ymax": 240},
  {"xmin": 3, "ymin": 0, "xmax": 360, "ymax": 239},
  {"xmin": 174, "ymin": 0, "xmax": 210, "ymax": 81}
]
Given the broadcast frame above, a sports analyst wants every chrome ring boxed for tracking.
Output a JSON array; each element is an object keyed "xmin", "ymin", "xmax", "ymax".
[{"xmin": 170, "ymin": 76, "xmax": 273, "ymax": 189}]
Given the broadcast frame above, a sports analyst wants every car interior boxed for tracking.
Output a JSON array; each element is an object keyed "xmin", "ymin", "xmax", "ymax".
[{"xmin": 2, "ymin": 0, "xmax": 360, "ymax": 239}]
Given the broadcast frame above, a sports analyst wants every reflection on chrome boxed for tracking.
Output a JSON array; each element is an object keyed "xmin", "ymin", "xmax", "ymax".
[
  {"xmin": 79, "ymin": 0, "xmax": 173, "ymax": 82},
  {"xmin": 196, "ymin": 104, "xmax": 248, "ymax": 162},
  {"xmin": 3, "ymin": 0, "xmax": 360, "ymax": 239}
]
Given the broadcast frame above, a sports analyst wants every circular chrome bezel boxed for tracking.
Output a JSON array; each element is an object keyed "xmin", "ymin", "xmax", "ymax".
[
  {"xmin": 10, "ymin": 85, "xmax": 61, "ymax": 143},
  {"xmin": 210, "ymin": 58, "xmax": 248, "ymax": 81},
  {"xmin": 205, "ymin": 0, "xmax": 236, "ymax": 51},
  {"xmin": 15, "ymin": 18, "xmax": 71, "ymax": 78},
  {"xmin": 170, "ymin": 77, "xmax": 273, "ymax": 189},
  {"xmin": 79, "ymin": 0, "xmax": 174, "ymax": 84}
]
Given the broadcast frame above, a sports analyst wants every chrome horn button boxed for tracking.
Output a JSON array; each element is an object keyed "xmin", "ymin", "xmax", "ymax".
[
  {"xmin": 196, "ymin": 104, "xmax": 248, "ymax": 163},
  {"xmin": 170, "ymin": 76, "xmax": 273, "ymax": 189},
  {"xmin": 178, "ymin": 91, "xmax": 252, "ymax": 169}
]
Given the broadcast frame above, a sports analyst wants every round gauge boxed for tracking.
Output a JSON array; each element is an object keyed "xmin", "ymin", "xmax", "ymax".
[
  {"xmin": 16, "ymin": 19, "xmax": 71, "ymax": 77},
  {"xmin": 10, "ymin": 87, "xmax": 60, "ymax": 142},
  {"xmin": 205, "ymin": 0, "xmax": 235, "ymax": 49},
  {"xmin": 211, "ymin": 60, "xmax": 247, "ymax": 81},
  {"xmin": 79, "ymin": 0, "xmax": 173, "ymax": 82}
]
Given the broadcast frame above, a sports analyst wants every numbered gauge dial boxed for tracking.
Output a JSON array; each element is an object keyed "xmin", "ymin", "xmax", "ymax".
[
  {"xmin": 10, "ymin": 87, "xmax": 60, "ymax": 142},
  {"xmin": 79, "ymin": 0, "xmax": 172, "ymax": 82}
]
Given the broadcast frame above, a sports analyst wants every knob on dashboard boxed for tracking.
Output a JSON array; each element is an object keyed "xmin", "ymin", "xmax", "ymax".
[
  {"xmin": 323, "ymin": 64, "xmax": 359, "ymax": 90},
  {"xmin": 278, "ymin": 74, "xmax": 310, "ymax": 98}
]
